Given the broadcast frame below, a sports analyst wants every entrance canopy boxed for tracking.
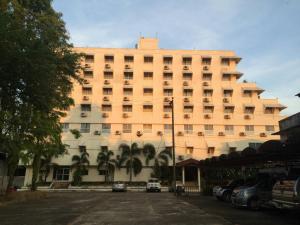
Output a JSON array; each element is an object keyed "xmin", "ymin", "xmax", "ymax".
[{"xmin": 176, "ymin": 158, "xmax": 200, "ymax": 167}]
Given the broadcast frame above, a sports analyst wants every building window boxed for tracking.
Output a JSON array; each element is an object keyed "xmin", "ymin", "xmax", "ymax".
[
  {"xmin": 183, "ymin": 106, "xmax": 193, "ymax": 113},
  {"xmin": 102, "ymin": 124, "xmax": 111, "ymax": 133},
  {"xmin": 163, "ymin": 89, "xmax": 173, "ymax": 96},
  {"xmin": 123, "ymin": 88, "xmax": 133, "ymax": 95},
  {"xmin": 224, "ymin": 106, "xmax": 234, "ymax": 113},
  {"xmin": 183, "ymin": 89, "xmax": 193, "ymax": 96},
  {"xmin": 104, "ymin": 71, "xmax": 113, "ymax": 79},
  {"xmin": 164, "ymin": 124, "xmax": 172, "ymax": 133},
  {"xmin": 222, "ymin": 74, "xmax": 231, "ymax": 81},
  {"xmin": 144, "ymin": 72, "xmax": 153, "ymax": 80},
  {"xmin": 243, "ymin": 90, "xmax": 252, "ymax": 97},
  {"xmin": 225, "ymin": 125, "xmax": 234, "ymax": 135},
  {"xmin": 85, "ymin": 55, "xmax": 94, "ymax": 63},
  {"xmin": 221, "ymin": 58, "xmax": 230, "ymax": 66},
  {"xmin": 81, "ymin": 104, "xmax": 91, "ymax": 111},
  {"xmin": 104, "ymin": 55, "xmax": 114, "ymax": 63},
  {"xmin": 123, "ymin": 105, "xmax": 132, "ymax": 112},
  {"xmin": 265, "ymin": 125, "xmax": 275, "ymax": 132},
  {"xmin": 245, "ymin": 125, "xmax": 254, "ymax": 134},
  {"xmin": 83, "ymin": 70, "xmax": 93, "ymax": 78},
  {"xmin": 186, "ymin": 147, "xmax": 194, "ymax": 155},
  {"xmin": 184, "ymin": 124, "xmax": 193, "ymax": 134},
  {"xmin": 53, "ymin": 167, "xmax": 70, "ymax": 181},
  {"xmin": 123, "ymin": 124, "xmax": 132, "ymax": 133},
  {"xmin": 124, "ymin": 72, "xmax": 133, "ymax": 80},
  {"xmin": 143, "ymin": 105, "xmax": 153, "ymax": 112},
  {"xmin": 163, "ymin": 105, "xmax": 172, "ymax": 112},
  {"xmin": 203, "ymin": 89, "xmax": 213, "ymax": 97},
  {"xmin": 264, "ymin": 107, "xmax": 274, "ymax": 114},
  {"xmin": 183, "ymin": 73, "xmax": 192, "ymax": 80},
  {"xmin": 124, "ymin": 55, "xmax": 134, "ymax": 63},
  {"xmin": 207, "ymin": 147, "xmax": 215, "ymax": 155},
  {"xmin": 143, "ymin": 88, "xmax": 153, "ymax": 96},
  {"xmin": 204, "ymin": 124, "xmax": 213, "ymax": 135},
  {"xmin": 204, "ymin": 106, "xmax": 214, "ymax": 113},
  {"xmin": 82, "ymin": 87, "xmax": 92, "ymax": 95},
  {"xmin": 202, "ymin": 57, "xmax": 211, "ymax": 65},
  {"xmin": 203, "ymin": 73, "xmax": 212, "ymax": 81},
  {"xmin": 223, "ymin": 89, "xmax": 233, "ymax": 97},
  {"xmin": 163, "ymin": 56, "xmax": 173, "ymax": 64},
  {"xmin": 182, "ymin": 57, "xmax": 192, "ymax": 65},
  {"xmin": 143, "ymin": 124, "xmax": 152, "ymax": 133},
  {"xmin": 144, "ymin": 56, "xmax": 153, "ymax": 63},
  {"xmin": 102, "ymin": 104, "xmax": 112, "ymax": 112},
  {"xmin": 61, "ymin": 123, "xmax": 69, "ymax": 132},
  {"xmin": 80, "ymin": 123, "xmax": 90, "ymax": 133},
  {"xmin": 103, "ymin": 88, "xmax": 113, "ymax": 95},
  {"xmin": 245, "ymin": 106, "xmax": 255, "ymax": 114},
  {"xmin": 163, "ymin": 72, "xmax": 173, "ymax": 80}
]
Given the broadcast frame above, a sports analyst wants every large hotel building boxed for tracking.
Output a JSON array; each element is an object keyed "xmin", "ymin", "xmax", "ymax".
[{"xmin": 23, "ymin": 37, "xmax": 285, "ymax": 185}]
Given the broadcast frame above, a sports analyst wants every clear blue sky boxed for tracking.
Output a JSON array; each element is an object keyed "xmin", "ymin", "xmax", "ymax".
[{"xmin": 53, "ymin": 0, "xmax": 300, "ymax": 116}]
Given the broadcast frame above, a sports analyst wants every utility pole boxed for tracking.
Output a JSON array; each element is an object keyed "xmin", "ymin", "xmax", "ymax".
[{"xmin": 170, "ymin": 97, "xmax": 176, "ymax": 193}]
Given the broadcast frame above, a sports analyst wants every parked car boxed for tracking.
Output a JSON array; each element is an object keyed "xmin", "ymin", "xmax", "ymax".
[
  {"xmin": 231, "ymin": 175, "xmax": 276, "ymax": 210},
  {"xmin": 146, "ymin": 178, "xmax": 161, "ymax": 192},
  {"xmin": 272, "ymin": 176, "xmax": 300, "ymax": 209},
  {"xmin": 112, "ymin": 182, "xmax": 127, "ymax": 192},
  {"xmin": 214, "ymin": 179, "xmax": 245, "ymax": 202}
]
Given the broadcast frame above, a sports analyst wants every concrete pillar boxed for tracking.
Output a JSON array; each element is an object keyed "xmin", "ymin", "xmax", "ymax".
[
  {"xmin": 182, "ymin": 166, "xmax": 185, "ymax": 185},
  {"xmin": 197, "ymin": 167, "xmax": 201, "ymax": 192}
]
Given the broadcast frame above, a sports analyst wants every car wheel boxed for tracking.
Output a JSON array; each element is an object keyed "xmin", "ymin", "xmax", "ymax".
[
  {"xmin": 223, "ymin": 192, "xmax": 231, "ymax": 202},
  {"xmin": 248, "ymin": 198, "xmax": 260, "ymax": 210}
]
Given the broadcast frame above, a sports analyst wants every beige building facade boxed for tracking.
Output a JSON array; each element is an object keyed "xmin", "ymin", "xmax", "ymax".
[{"xmin": 23, "ymin": 37, "xmax": 285, "ymax": 186}]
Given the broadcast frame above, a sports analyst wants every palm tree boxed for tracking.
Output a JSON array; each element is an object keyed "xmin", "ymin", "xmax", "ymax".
[
  {"xmin": 97, "ymin": 147, "xmax": 115, "ymax": 183},
  {"xmin": 118, "ymin": 143, "xmax": 143, "ymax": 182},
  {"xmin": 151, "ymin": 148, "xmax": 172, "ymax": 182},
  {"xmin": 71, "ymin": 147, "xmax": 89, "ymax": 185},
  {"xmin": 142, "ymin": 143, "xmax": 156, "ymax": 166}
]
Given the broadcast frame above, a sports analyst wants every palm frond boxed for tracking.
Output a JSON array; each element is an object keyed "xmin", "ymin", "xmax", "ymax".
[
  {"xmin": 132, "ymin": 157, "xmax": 143, "ymax": 176},
  {"xmin": 71, "ymin": 155, "xmax": 80, "ymax": 162},
  {"xmin": 142, "ymin": 143, "xmax": 156, "ymax": 166}
]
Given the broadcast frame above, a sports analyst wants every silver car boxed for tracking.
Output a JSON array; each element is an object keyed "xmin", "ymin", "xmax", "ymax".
[{"xmin": 112, "ymin": 182, "xmax": 127, "ymax": 192}]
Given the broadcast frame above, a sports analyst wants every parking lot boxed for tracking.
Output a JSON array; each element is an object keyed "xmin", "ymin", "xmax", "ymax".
[{"xmin": 0, "ymin": 192, "xmax": 299, "ymax": 225}]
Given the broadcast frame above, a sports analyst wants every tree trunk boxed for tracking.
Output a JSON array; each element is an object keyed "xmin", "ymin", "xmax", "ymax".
[
  {"xmin": 6, "ymin": 152, "xmax": 19, "ymax": 193},
  {"xmin": 31, "ymin": 150, "xmax": 42, "ymax": 191}
]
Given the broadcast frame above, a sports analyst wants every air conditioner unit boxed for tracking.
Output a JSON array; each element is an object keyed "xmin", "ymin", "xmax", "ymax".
[
  {"xmin": 102, "ymin": 113, "xmax": 108, "ymax": 118},
  {"xmin": 177, "ymin": 131, "xmax": 184, "ymax": 136},
  {"xmin": 239, "ymin": 132, "xmax": 246, "ymax": 136},
  {"xmin": 124, "ymin": 80, "xmax": 130, "ymax": 85},
  {"xmin": 183, "ymin": 81, "xmax": 189, "ymax": 86},
  {"xmin": 115, "ymin": 130, "xmax": 121, "ymax": 135},
  {"xmin": 244, "ymin": 115, "xmax": 251, "ymax": 120},
  {"xmin": 178, "ymin": 155, "xmax": 184, "ymax": 161},
  {"xmin": 80, "ymin": 112, "xmax": 87, "ymax": 117},
  {"xmin": 164, "ymin": 65, "xmax": 169, "ymax": 70},
  {"xmin": 125, "ymin": 64, "xmax": 131, "ymax": 69},
  {"xmin": 203, "ymin": 66, "xmax": 209, "ymax": 71},
  {"xmin": 223, "ymin": 98, "xmax": 229, "ymax": 103},
  {"xmin": 83, "ymin": 96, "xmax": 89, "ymax": 101},
  {"xmin": 203, "ymin": 98, "xmax": 210, "ymax": 103},
  {"xmin": 157, "ymin": 131, "xmax": 163, "ymax": 136},
  {"xmin": 164, "ymin": 114, "xmax": 170, "ymax": 118},
  {"xmin": 203, "ymin": 82, "xmax": 209, "ymax": 86},
  {"xmin": 184, "ymin": 114, "xmax": 190, "ymax": 119},
  {"xmin": 104, "ymin": 80, "xmax": 110, "ymax": 85},
  {"xmin": 218, "ymin": 132, "xmax": 225, "ymax": 136},
  {"xmin": 85, "ymin": 64, "xmax": 90, "ymax": 68},
  {"xmin": 204, "ymin": 114, "xmax": 211, "ymax": 119},
  {"xmin": 224, "ymin": 114, "xmax": 231, "ymax": 119},
  {"xmin": 163, "ymin": 81, "xmax": 169, "ymax": 85},
  {"xmin": 105, "ymin": 64, "xmax": 111, "ymax": 69},
  {"xmin": 184, "ymin": 98, "xmax": 189, "ymax": 102},
  {"xmin": 198, "ymin": 132, "xmax": 204, "ymax": 136},
  {"xmin": 94, "ymin": 130, "xmax": 101, "ymax": 135},
  {"xmin": 164, "ymin": 97, "xmax": 170, "ymax": 102},
  {"xmin": 83, "ymin": 80, "xmax": 90, "ymax": 84},
  {"xmin": 103, "ymin": 96, "xmax": 109, "ymax": 101},
  {"xmin": 123, "ymin": 113, "xmax": 128, "ymax": 118},
  {"xmin": 123, "ymin": 97, "xmax": 129, "ymax": 101},
  {"xmin": 260, "ymin": 132, "xmax": 267, "ymax": 137},
  {"xmin": 136, "ymin": 131, "xmax": 143, "ymax": 137},
  {"xmin": 183, "ymin": 66, "xmax": 189, "ymax": 70}
]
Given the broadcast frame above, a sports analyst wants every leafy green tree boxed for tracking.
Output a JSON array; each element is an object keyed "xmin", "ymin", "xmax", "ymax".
[
  {"xmin": 97, "ymin": 147, "xmax": 116, "ymax": 183},
  {"xmin": 118, "ymin": 143, "xmax": 143, "ymax": 182},
  {"xmin": 71, "ymin": 147, "xmax": 90, "ymax": 186}
]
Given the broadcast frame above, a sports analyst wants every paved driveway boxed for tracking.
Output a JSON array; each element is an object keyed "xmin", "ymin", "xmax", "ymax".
[{"xmin": 0, "ymin": 192, "xmax": 229, "ymax": 225}]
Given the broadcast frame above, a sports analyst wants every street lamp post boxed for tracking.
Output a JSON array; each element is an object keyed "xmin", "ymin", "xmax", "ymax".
[{"xmin": 170, "ymin": 97, "xmax": 176, "ymax": 193}]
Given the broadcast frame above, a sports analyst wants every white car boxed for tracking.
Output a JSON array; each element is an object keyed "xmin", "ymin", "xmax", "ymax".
[{"xmin": 146, "ymin": 178, "xmax": 161, "ymax": 192}]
